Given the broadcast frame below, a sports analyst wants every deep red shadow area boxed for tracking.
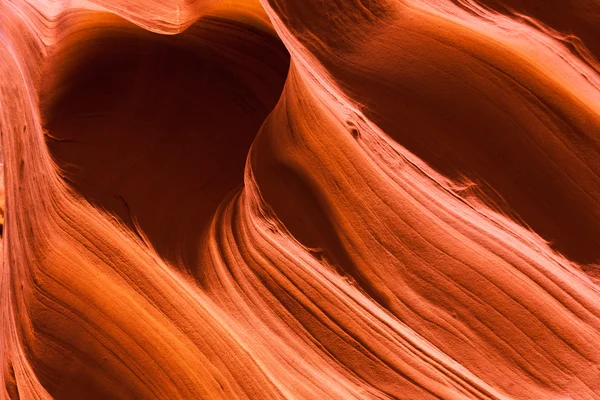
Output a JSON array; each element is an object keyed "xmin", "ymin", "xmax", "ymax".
[{"xmin": 40, "ymin": 15, "xmax": 289, "ymax": 271}]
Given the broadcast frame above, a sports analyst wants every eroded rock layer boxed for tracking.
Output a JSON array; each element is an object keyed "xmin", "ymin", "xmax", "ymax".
[{"xmin": 1, "ymin": 0, "xmax": 600, "ymax": 398}]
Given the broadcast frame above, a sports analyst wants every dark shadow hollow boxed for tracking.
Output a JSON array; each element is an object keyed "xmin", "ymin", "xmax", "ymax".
[{"xmin": 40, "ymin": 13, "xmax": 290, "ymax": 275}]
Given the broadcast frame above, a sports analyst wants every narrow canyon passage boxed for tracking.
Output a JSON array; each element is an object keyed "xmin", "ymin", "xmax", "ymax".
[{"xmin": 2, "ymin": 0, "xmax": 600, "ymax": 398}]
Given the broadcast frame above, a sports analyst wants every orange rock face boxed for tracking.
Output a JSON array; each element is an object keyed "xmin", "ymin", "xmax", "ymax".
[{"xmin": 2, "ymin": 0, "xmax": 600, "ymax": 398}]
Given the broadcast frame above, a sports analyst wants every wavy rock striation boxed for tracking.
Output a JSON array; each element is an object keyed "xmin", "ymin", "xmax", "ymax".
[{"xmin": 1, "ymin": 0, "xmax": 600, "ymax": 398}]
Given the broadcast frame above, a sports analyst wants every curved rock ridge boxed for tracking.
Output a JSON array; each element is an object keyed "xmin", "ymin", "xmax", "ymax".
[{"xmin": 1, "ymin": 0, "xmax": 600, "ymax": 398}]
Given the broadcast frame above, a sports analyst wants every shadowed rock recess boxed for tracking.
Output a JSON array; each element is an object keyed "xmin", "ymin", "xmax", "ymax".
[{"xmin": 2, "ymin": 0, "xmax": 600, "ymax": 398}]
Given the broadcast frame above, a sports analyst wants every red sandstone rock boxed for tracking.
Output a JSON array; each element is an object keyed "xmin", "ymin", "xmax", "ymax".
[{"xmin": 1, "ymin": 0, "xmax": 600, "ymax": 398}]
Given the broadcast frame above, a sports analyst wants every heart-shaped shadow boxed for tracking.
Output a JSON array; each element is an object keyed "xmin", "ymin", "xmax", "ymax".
[{"xmin": 39, "ymin": 12, "xmax": 290, "ymax": 272}]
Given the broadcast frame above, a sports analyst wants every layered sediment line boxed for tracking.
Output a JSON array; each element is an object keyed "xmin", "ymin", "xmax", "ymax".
[{"xmin": 1, "ymin": 0, "xmax": 600, "ymax": 398}]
